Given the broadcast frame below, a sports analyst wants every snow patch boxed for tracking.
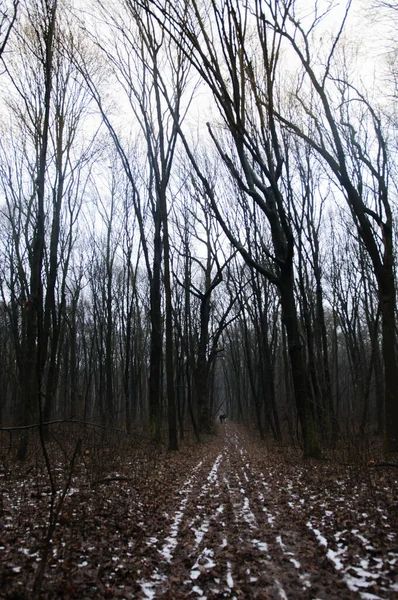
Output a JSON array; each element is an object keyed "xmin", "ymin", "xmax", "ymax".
[
  {"xmin": 252, "ymin": 538, "xmax": 268, "ymax": 553},
  {"xmin": 190, "ymin": 547, "xmax": 216, "ymax": 580},
  {"xmin": 140, "ymin": 458, "xmax": 204, "ymax": 595},
  {"xmin": 207, "ymin": 455, "xmax": 223, "ymax": 484},
  {"xmin": 307, "ymin": 521, "xmax": 328, "ymax": 547},
  {"xmin": 274, "ymin": 578, "xmax": 288, "ymax": 599},
  {"xmin": 190, "ymin": 569, "xmax": 200, "ymax": 580},
  {"xmin": 276, "ymin": 535, "xmax": 286, "ymax": 551},
  {"xmin": 159, "ymin": 498, "xmax": 188, "ymax": 560},
  {"xmin": 77, "ymin": 560, "xmax": 88, "ymax": 568},
  {"xmin": 289, "ymin": 558, "xmax": 301, "ymax": 569},
  {"xmin": 191, "ymin": 585, "xmax": 207, "ymax": 599},
  {"xmin": 226, "ymin": 561, "xmax": 234, "ymax": 588},
  {"xmin": 327, "ymin": 547, "xmax": 346, "ymax": 571}
]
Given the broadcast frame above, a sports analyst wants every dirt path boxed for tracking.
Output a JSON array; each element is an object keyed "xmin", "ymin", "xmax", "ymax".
[
  {"xmin": 1, "ymin": 423, "xmax": 397, "ymax": 599},
  {"xmin": 132, "ymin": 425, "xmax": 397, "ymax": 599}
]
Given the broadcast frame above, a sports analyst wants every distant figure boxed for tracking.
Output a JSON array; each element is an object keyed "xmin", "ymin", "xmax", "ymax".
[{"xmin": 219, "ymin": 414, "xmax": 227, "ymax": 424}]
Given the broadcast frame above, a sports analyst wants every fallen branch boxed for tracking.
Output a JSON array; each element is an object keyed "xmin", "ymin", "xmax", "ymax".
[{"xmin": 0, "ymin": 419, "xmax": 128, "ymax": 434}]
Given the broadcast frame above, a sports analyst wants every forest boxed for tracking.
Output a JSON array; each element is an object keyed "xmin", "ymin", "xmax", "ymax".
[{"xmin": 0, "ymin": 0, "xmax": 397, "ymax": 598}]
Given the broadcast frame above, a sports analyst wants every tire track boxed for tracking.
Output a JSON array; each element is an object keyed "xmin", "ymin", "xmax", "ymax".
[
  {"xmin": 136, "ymin": 425, "xmax": 377, "ymax": 599},
  {"xmin": 220, "ymin": 432, "xmax": 307, "ymax": 599}
]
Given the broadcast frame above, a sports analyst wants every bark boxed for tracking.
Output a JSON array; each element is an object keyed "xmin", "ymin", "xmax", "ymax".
[
  {"xmin": 162, "ymin": 193, "xmax": 178, "ymax": 450},
  {"xmin": 194, "ymin": 291, "xmax": 212, "ymax": 434},
  {"xmin": 16, "ymin": 0, "xmax": 58, "ymax": 458},
  {"xmin": 272, "ymin": 5, "xmax": 398, "ymax": 451},
  {"xmin": 379, "ymin": 266, "xmax": 398, "ymax": 451},
  {"xmin": 279, "ymin": 271, "xmax": 321, "ymax": 458},
  {"xmin": 148, "ymin": 205, "xmax": 163, "ymax": 444}
]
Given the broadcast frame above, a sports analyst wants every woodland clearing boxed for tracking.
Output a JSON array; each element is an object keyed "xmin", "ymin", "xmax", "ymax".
[{"xmin": 0, "ymin": 423, "xmax": 397, "ymax": 599}]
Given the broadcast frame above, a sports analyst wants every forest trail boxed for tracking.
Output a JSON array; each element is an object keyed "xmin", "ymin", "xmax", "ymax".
[
  {"xmin": 133, "ymin": 425, "xmax": 397, "ymax": 600},
  {"xmin": 1, "ymin": 423, "xmax": 397, "ymax": 599}
]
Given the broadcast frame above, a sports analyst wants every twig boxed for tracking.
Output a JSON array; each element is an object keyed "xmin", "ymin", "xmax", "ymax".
[{"xmin": 32, "ymin": 439, "xmax": 82, "ymax": 598}]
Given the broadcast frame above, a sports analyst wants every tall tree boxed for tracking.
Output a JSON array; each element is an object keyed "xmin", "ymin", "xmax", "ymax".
[
  {"xmin": 148, "ymin": 0, "xmax": 322, "ymax": 456},
  {"xmin": 81, "ymin": 0, "xmax": 192, "ymax": 448},
  {"xmin": 267, "ymin": 0, "xmax": 398, "ymax": 451},
  {"xmin": 1, "ymin": 0, "xmax": 58, "ymax": 458},
  {"xmin": 0, "ymin": 0, "xmax": 97, "ymax": 455}
]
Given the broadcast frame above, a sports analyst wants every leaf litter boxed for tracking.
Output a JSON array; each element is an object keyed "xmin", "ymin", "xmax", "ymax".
[{"xmin": 0, "ymin": 424, "xmax": 397, "ymax": 599}]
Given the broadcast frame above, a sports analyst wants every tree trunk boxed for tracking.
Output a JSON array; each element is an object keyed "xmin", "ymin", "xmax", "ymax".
[
  {"xmin": 279, "ymin": 273, "xmax": 322, "ymax": 458},
  {"xmin": 379, "ymin": 265, "xmax": 398, "ymax": 451},
  {"xmin": 148, "ymin": 206, "xmax": 162, "ymax": 444},
  {"xmin": 162, "ymin": 196, "xmax": 179, "ymax": 451}
]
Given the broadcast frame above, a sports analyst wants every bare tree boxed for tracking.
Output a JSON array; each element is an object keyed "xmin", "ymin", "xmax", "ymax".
[
  {"xmin": 178, "ymin": 190, "xmax": 237, "ymax": 433},
  {"xmin": 1, "ymin": 0, "xmax": 59, "ymax": 459},
  {"xmin": 0, "ymin": 0, "xmax": 98, "ymax": 456},
  {"xmin": 284, "ymin": 136, "xmax": 337, "ymax": 439},
  {"xmin": 146, "ymin": 0, "xmax": 322, "ymax": 456},
  {"xmin": 78, "ymin": 0, "xmax": 193, "ymax": 448},
  {"xmin": 265, "ymin": 0, "xmax": 398, "ymax": 451},
  {"xmin": 0, "ymin": 0, "xmax": 18, "ymax": 60}
]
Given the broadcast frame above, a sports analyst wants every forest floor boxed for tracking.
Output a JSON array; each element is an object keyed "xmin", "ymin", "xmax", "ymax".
[{"xmin": 0, "ymin": 422, "xmax": 397, "ymax": 599}]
